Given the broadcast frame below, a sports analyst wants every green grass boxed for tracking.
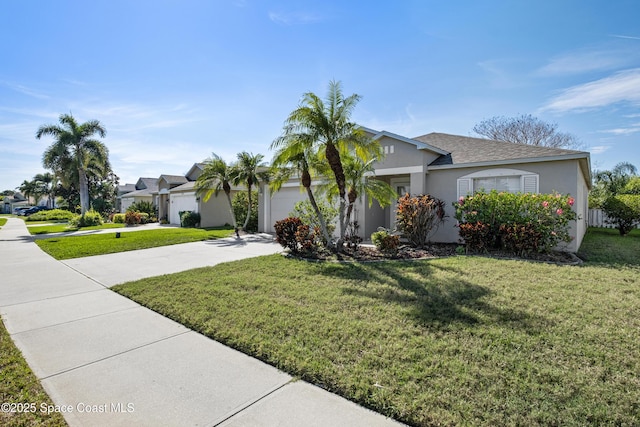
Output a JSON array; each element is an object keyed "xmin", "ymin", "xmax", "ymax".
[
  {"xmin": 113, "ymin": 229, "xmax": 640, "ymax": 426},
  {"xmin": 27, "ymin": 223, "xmax": 124, "ymax": 235},
  {"xmin": 578, "ymin": 227, "xmax": 640, "ymax": 265},
  {"xmin": 0, "ymin": 218, "xmax": 6, "ymax": 227},
  {"xmin": 0, "ymin": 319, "xmax": 68, "ymax": 426},
  {"xmin": 36, "ymin": 227, "xmax": 234, "ymax": 259}
]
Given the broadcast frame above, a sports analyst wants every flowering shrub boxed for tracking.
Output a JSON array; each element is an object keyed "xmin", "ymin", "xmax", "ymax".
[
  {"xmin": 125, "ymin": 210, "xmax": 142, "ymax": 225},
  {"xmin": 602, "ymin": 194, "xmax": 640, "ymax": 236},
  {"xmin": 454, "ymin": 191, "xmax": 577, "ymax": 254},
  {"xmin": 395, "ymin": 194, "xmax": 447, "ymax": 248}
]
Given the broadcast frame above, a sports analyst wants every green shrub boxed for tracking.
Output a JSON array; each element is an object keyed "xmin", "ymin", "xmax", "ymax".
[
  {"xmin": 395, "ymin": 194, "xmax": 447, "ymax": 248},
  {"xmin": 113, "ymin": 213, "xmax": 126, "ymax": 223},
  {"xmin": 371, "ymin": 228, "xmax": 400, "ymax": 255},
  {"xmin": 25, "ymin": 209, "xmax": 75, "ymax": 222},
  {"xmin": 454, "ymin": 191, "xmax": 578, "ymax": 254},
  {"xmin": 233, "ymin": 191, "xmax": 258, "ymax": 231},
  {"xmin": 290, "ymin": 200, "xmax": 338, "ymax": 238},
  {"xmin": 139, "ymin": 212, "xmax": 151, "ymax": 224},
  {"xmin": 127, "ymin": 200, "xmax": 156, "ymax": 217},
  {"xmin": 602, "ymin": 194, "xmax": 640, "ymax": 236},
  {"xmin": 70, "ymin": 209, "xmax": 103, "ymax": 228},
  {"xmin": 180, "ymin": 211, "xmax": 201, "ymax": 228},
  {"xmin": 274, "ymin": 217, "xmax": 318, "ymax": 255}
]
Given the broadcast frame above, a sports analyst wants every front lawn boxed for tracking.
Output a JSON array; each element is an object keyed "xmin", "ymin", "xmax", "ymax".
[
  {"xmin": 0, "ymin": 319, "xmax": 68, "ymax": 426},
  {"xmin": 27, "ymin": 223, "xmax": 124, "ymax": 235},
  {"xmin": 0, "ymin": 218, "xmax": 6, "ymax": 227},
  {"xmin": 36, "ymin": 227, "xmax": 234, "ymax": 259},
  {"xmin": 112, "ymin": 228, "xmax": 640, "ymax": 426},
  {"xmin": 577, "ymin": 227, "xmax": 640, "ymax": 265}
]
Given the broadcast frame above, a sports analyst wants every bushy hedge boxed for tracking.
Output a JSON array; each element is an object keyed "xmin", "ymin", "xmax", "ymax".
[
  {"xmin": 180, "ymin": 211, "xmax": 201, "ymax": 228},
  {"xmin": 395, "ymin": 194, "xmax": 447, "ymax": 248},
  {"xmin": 69, "ymin": 210, "xmax": 103, "ymax": 228},
  {"xmin": 274, "ymin": 217, "xmax": 317, "ymax": 256},
  {"xmin": 454, "ymin": 191, "xmax": 578, "ymax": 254},
  {"xmin": 25, "ymin": 209, "xmax": 75, "ymax": 222},
  {"xmin": 602, "ymin": 194, "xmax": 640, "ymax": 236},
  {"xmin": 113, "ymin": 213, "xmax": 126, "ymax": 223}
]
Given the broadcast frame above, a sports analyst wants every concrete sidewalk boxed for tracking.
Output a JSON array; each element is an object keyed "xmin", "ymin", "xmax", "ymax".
[{"xmin": 0, "ymin": 218, "xmax": 404, "ymax": 426}]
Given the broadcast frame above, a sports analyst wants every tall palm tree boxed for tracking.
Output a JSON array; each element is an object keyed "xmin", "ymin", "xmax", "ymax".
[
  {"xmin": 270, "ymin": 134, "xmax": 333, "ymax": 244},
  {"xmin": 195, "ymin": 153, "xmax": 239, "ymax": 235},
  {"xmin": 233, "ymin": 151, "xmax": 269, "ymax": 231},
  {"xmin": 37, "ymin": 113, "xmax": 108, "ymax": 214},
  {"xmin": 18, "ymin": 179, "xmax": 38, "ymax": 205},
  {"xmin": 279, "ymin": 80, "xmax": 371, "ymax": 249},
  {"xmin": 34, "ymin": 172, "xmax": 56, "ymax": 208}
]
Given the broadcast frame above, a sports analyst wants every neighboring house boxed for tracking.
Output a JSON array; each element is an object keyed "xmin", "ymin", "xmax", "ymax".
[
  {"xmin": 2, "ymin": 192, "xmax": 28, "ymax": 214},
  {"xmin": 161, "ymin": 163, "xmax": 239, "ymax": 227},
  {"xmin": 156, "ymin": 174, "xmax": 189, "ymax": 222},
  {"xmin": 116, "ymin": 183, "xmax": 136, "ymax": 212},
  {"xmin": 258, "ymin": 127, "xmax": 592, "ymax": 252},
  {"xmin": 119, "ymin": 177, "xmax": 159, "ymax": 212}
]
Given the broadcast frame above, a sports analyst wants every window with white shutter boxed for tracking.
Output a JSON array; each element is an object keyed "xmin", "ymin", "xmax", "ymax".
[{"xmin": 457, "ymin": 169, "xmax": 539, "ymax": 198}]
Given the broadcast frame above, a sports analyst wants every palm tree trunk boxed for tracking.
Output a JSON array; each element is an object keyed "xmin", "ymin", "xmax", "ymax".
[
  {"xmin": 325, "ymin": 142, "xmax": 346, "ymax": 250},
  {"xmin": 243, "ymin": 184, "xmax": 252, "ymax": 230},
  {"xmin": 78, "ymin": 168, "xmax": 89, "ymax": 214},
  {"xmin": 305, "ymin": 185, "xmax": 332, "ymax": 246}
]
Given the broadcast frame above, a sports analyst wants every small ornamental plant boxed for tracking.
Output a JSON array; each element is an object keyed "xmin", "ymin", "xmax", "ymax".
[
  {"xmin": 371, "ymin": 227, "xmax": 400, "ymax": 256},
  {"xmin": 395, "ymin": 194, "xmax": 447, "ymax": 248},
  {"xmin": 274, "ymin": 217, "xmax": 319, "ymax": 256},
  {"xmin": 454, "ymin": 191, "xmax": 578, "ymax": 255}
]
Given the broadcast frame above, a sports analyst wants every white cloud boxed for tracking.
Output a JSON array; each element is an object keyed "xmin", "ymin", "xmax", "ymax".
[
  {"xmin": 268, "ymin": 11, "xmax": 322, "ymax": 25},
  {"xmin": 589, "ymin": 145, "xmax": 612, "ymax": 154},
  {"xmin": 598, "ymin": 125, "xmax": 640, "ymax": 135},
  {"xmin": 540, "ymin": 68, "xmax": 640, "ymax": 113},
  {"xmin": 538, "ymin": 49, "xmax": 632, "ymax": 76},
  {"xmin": 609, "ymin": 34, "xmax": 640, "ymax": 41}
]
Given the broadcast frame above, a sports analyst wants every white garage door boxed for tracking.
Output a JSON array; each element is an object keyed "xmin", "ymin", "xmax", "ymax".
[
  {"xmin": 169, "ymin": 192, "xmax": 197, "ymax": 225},
  {"xmin": 267, "ymin": 186, "xmax": 307, "ymax": 232}
]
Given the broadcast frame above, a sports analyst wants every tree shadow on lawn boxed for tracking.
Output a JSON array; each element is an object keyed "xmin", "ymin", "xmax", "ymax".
[{"xmin": 317, "ymin": 260, "xmax": 550, "ymax": 334}]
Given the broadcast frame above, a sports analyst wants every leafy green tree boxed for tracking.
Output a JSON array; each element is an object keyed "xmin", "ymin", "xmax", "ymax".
[
  {"xmin": 590, "ymin": 162, "xmax": 637, "ymax": 208},
  {"xmin": 277, "ymin": 80, "xmax": 375, "ymax": 250},
  {"xmin": 37, "ymin": 114, "xmax": 109, "ymax": 214},
  {"xmin": 233, "ymin": 151, "xmax": 269, "ymax": 231},
  {"xmin": 195, "ymin": 153, "xmax": 239, "ymax": 233},
  {"xmin": 232, "ymin": 191, "xmax": 258, "ymax": 232}
]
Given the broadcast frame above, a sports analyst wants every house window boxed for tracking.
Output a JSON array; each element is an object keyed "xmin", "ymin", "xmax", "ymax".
[{"xmin": 457, "ymin": 168, "xmax": 539, "ymax": 198}]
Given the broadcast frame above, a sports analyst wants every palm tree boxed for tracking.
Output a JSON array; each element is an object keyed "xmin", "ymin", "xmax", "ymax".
[
  {"xmin": 18, "ymin": 179, "xmax": 38, "ymax": 205},
  {"xmin": 37, "ymin": 113, "xmax": 108, "ymax": 214},
  {"xmin": 34, "ymin": 172, "xmax": 56, "ymax": 208},
  {"xmin": 279, "ymin": 80, "xmax": 371, "ymax": 249},
  {"xmin": 195, "ymin": 153, "xmax": 239, "ymax": 236},
  {"xmin": 323, "ymin": 150, "xmax": 397, "ymax": 229},
  {"xmin": 270, "ymin": 134, "xmax": 333, "ymax": 244},
  {"xmin": 233, "ymin": 151, "xmax": 269, "ymax": 231}
]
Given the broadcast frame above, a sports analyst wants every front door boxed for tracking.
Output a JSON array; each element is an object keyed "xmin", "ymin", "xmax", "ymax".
[{"xmin": 390, "ymin": 178, "xmax": 410, "ymax": 231}]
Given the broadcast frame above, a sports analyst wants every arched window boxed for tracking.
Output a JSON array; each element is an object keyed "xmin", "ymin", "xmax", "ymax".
[{"xmin": 457, "ymin": 168, "xmax": 539, "ymax": 198}]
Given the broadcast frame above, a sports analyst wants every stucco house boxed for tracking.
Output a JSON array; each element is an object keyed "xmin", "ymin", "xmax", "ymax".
[
  {"xmin": 258, "ymin": 127, "xmax": 591, "ymax": 252},
  {"xmin": 155, "ymin": 164, "xmax": 239, "ymax": 227},
  {"xmin": 118, "ymin": 177, "xmax": 159, "ymax": 212}
]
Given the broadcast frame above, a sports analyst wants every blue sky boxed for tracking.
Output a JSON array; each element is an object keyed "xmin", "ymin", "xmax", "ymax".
[{"xmin": 1, "ymin": 0, "xmax": 639, "ymax": 192}]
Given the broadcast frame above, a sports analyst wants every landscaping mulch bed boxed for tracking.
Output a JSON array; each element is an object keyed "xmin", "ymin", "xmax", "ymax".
[{"xmin": 295, "ymin": 243, "xmax": 582, "ymax": 265}]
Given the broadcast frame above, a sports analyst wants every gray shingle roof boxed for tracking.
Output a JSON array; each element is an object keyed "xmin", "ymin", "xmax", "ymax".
[
  {"xmin": 413, "ymin": 133, "xmax": 588, "ymax": 166},
  {"xmin": 159, "ymin": 175, "xmax": 188, "ymax": 185},
  {"xmin": 137, "ymin": 177, "xmax": 159, "ymax": 191}
]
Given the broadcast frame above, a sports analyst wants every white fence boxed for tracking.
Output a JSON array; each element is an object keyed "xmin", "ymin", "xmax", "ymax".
[{"xmin": 588, "ymin": 208, "xmax": 640, "ymax": 229}]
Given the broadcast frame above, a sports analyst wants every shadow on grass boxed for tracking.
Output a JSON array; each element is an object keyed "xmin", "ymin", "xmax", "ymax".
[{"xmin": 317, "ymin": 260, "xmax": 549, "ymax": 334}]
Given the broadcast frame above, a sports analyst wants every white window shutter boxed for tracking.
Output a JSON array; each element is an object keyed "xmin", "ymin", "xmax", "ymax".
[
  {"xmin": 522, "ymin": 174, "xmax": 539, "ymax": 193},
  {"xmin": 457, "ymin": 178, "xmax": 472, "ymax": 199}
]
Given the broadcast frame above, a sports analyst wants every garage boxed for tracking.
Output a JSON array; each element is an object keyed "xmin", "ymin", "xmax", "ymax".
[
  {"xmin": 262, "ymin": 185, "xmax": 307, "ymax": 232},
  {"xmin": 169, "ymin": 192, "xmax": 197, "ymax": 225}
]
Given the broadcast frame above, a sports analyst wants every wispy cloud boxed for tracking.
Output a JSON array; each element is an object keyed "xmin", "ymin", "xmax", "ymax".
[
  {"xmin": 609, "ymin": 34, "xmax": 640, "ymax": 40},
  {"xmin": 1, "ymin": 81, "xmax": 50, "ymax": 100},
  {"xmin": 268, "ymin": 11, "xmax": 323, "ymax": 25},
  {"xmin": 589, "ymin": 145, "xmax": 612, "ymax": 154},
  {"xmin": 540, "ymin": 68, "xmax": 640, "ymax": 113},
  {"xmin": 598, "ymin": 123, "xmax": 640, "ymax": 135},
  {"xmin": 537, "ymin": 47, "xmax": 636, "ymax": 76}
]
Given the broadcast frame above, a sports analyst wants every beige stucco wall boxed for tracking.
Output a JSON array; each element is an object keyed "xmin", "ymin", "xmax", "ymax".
[
  {"xmin": 424, "ymin": 159, "xmax": 587, "ymax": 252},
  {"xmin": 199, "ymin": 190, "xmax": 237, "ymax": 228}
]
